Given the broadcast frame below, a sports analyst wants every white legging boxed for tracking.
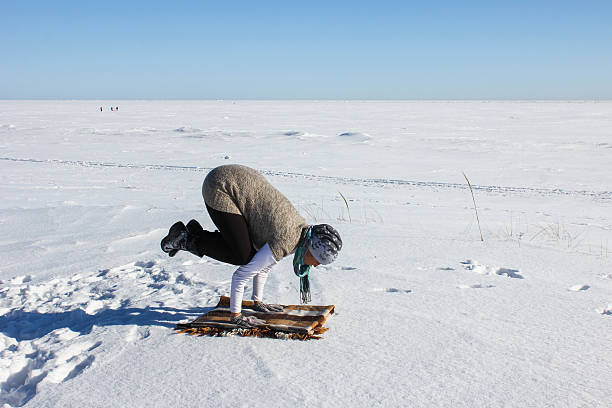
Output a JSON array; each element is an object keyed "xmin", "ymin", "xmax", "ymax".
[{"xmin": 230, "ymin": 243, "xmax": 278, "ymax": 314}]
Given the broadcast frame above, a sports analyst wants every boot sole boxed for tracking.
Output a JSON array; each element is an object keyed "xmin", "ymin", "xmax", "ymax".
[{"xmin": 161, "ymin": 221, "xmax": 186, "ymax": 255}]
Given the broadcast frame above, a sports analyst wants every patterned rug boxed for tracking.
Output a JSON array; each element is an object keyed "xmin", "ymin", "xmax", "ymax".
[{"xmin": 175, "ymin": 296, "xmax": 335, "ymax": 340}]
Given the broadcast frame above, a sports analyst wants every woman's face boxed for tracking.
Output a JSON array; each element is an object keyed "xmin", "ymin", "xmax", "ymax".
[{"xmin": 304, "ymin": 249, "xmax": 320, "ymax": 267}]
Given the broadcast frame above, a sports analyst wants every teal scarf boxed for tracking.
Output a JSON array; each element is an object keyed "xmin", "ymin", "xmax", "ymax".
[{"xmin": 293, "ymin": 226, "xmax": 312, "ymax": 303}]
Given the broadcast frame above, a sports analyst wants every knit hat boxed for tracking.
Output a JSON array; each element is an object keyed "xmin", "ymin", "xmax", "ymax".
[{"xmin": 308, "ymin": 224, "xmax": 342, "ymax": 265}]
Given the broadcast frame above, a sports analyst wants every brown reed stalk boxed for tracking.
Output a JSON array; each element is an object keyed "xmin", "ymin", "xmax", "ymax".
[
  {"xmin": 462, "ymin": 172, "xmax": 484, "ymax": 241},
  {"xmin": 338, "ymin": 191, "xmax": 351, "ymax": 223}
]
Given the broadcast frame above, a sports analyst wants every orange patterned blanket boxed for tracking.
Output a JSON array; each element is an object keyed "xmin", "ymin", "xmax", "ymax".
[{"xmin": 175, "ymin": 296, "xmax": 335, "ymax": 340}]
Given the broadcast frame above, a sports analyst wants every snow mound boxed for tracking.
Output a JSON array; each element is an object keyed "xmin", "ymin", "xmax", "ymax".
[
  {"xmin": 457, "ymin": 283, "xmax": 495, "ymax": 289},
  {"xmin": 282, "ymin": 131, "xmax": 303, "ymax": 137},
  {"xmin": 174, "ymin": 128, "xmax": 237, "ymax": 139},
  {"xmin": 125, "ymin": 127, "xmax": 157, "ymax": 134},
  {"xmin": 338, "ymin": 132, "xmax": 372, "ymax": 142},
  {"xmin": 174, "ymin": 126, "xmax": 211, "ymax": 139},
  {"xmin": 567, "ymin": 284, "xmax": 590, "ymax": 292},
  {"xmin": 280, "ymin": 130, "xmax": 321, "ymax": 140},
  {"xmin": 173, "ymin": 126, "xmax": 203, "ymax": 133},
  {"xmin": 90, "ymin": 128, "xmax": 116, "ymax": 136}
]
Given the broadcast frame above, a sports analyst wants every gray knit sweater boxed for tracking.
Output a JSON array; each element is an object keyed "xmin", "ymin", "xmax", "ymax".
[{"xmin": 202, "ymin": 164, "xmax": 307, "ymax": 261}]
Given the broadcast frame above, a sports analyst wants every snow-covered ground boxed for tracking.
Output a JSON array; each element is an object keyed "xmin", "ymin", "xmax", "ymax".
[{"xmin": 0, "ymin": 100, "xmax": 611, "ymax": 407}]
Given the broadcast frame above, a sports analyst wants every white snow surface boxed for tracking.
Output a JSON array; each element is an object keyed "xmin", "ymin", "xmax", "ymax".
[{"xmin": 0, "ymin": 100, "xmax": 611, "ymax": 407}]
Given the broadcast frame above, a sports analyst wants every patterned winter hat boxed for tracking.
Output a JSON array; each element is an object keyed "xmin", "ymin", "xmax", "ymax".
[{"xmin": 308, "ymin": 224, "xmax": 342, "ymax": 264}]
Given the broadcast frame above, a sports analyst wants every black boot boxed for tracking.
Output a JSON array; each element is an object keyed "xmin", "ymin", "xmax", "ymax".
[
  {"xmin": 186, "ymin": 219, "xmax": 204, "ymax": 235},
  {"xmin": 161, "ymin": 221, "xmax": 188, "ymax": 257},
  {"xmin": 161, "ymin": 220, "xmax": 208, "ymax": 258}
]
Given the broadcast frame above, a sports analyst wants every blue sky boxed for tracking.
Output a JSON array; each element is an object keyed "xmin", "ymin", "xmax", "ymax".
[{"xmin": 2, "ymin": 1, "xmax": 611, "ymax": 99}]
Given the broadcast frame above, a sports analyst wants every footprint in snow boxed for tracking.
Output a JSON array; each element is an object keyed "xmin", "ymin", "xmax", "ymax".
[
  {"xmin": 496, "ymin": 268, "xmax": 524, "ymax": 279},
  {"xmin": 135, "ymin": 260, "xmax": 156, "ymax": 269},
  {"xmin": 461, "ymin": 260, "xmax": 490, "ymax": 275},
  {"xmin": 1, "ymin": 335, "xmax": 101, "ymax": 406},
  {"xmin": 596, "ymin": 304, "xmax": 612, "ymax": 315},
  {"xmin": 125, "ymin": 326, "xmax": 151, "ymax": 342},
  {"xmin": 461, "ymin": 260, "xmax": 524, "ymax": 279},
  {"xmin": 321, "ymin": 265, "xmax": 357, "ymax": 272},
  {"xmin": 457, "ymin": 284, "xmax": 495, "ymax": 289},
  {"xmin": 9, "ymin": 275, "xmax": 33, "ymax": 285},
  {"xmin": 244, "ymin": 345, "xmax": 279, "ymax": 379},
  {"xmin": 45, "ymin": 340, "xmax": 101, "ymax": 384},
  {"xmin": 371, "ymin": 288, "xmax": 412, "ymax": 294}
]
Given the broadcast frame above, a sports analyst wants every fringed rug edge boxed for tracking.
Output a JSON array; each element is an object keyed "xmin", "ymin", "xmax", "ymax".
[{"xmin": 174, "ymin": 325, "xmax": 329, "ymax": 341}]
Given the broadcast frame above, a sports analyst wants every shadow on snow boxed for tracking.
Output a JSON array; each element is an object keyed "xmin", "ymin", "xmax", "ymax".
[{"xmin": 0, "ymin": 305, "xmax": 213, "ymax": 341}]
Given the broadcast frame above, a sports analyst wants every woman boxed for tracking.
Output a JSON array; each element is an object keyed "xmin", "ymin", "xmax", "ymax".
[{"xmin": 160, "ymin": 164, "xmax": 342, "ymax": 328}]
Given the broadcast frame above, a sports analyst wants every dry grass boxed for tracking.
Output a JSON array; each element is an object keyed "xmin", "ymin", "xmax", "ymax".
[{"xmin": 530, "ymin": 221, "xmax": 585, "ymax": 249}]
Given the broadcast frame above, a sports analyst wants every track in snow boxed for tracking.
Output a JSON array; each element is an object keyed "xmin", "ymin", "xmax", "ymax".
[{"xmin": 2, "ymin": 156, "xmax": 611, "ymax": 200}]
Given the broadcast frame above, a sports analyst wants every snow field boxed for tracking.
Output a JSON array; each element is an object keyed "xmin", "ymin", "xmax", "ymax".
[{"xmin": 0, "ymin": 101, "xmax": 611, "ymax": 407}]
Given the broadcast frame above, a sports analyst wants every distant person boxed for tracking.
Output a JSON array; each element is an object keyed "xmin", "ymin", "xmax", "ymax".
[
  {"xmin": 160, "ymin": 164, "xmax": 342, "ymax": 328},
  {"xmin": 100, "ymin": 106, "xmax": 103, "ymax": 111},
  {"xmin": 110, "ymin": 107, "xmax": 114, "ymax": 111},
  {"xmin": 116, "ymin": 106, "xmax": 119, "ymax": 111}
]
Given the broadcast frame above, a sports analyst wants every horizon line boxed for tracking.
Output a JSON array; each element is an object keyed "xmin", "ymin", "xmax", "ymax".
[{"xmin": 1, "ymin": 98, "xmax": 612, "ymax": 102}]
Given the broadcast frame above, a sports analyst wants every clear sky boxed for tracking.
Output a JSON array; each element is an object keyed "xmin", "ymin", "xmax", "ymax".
[{"xmin": 2, "ymin": 1, "xmax": 611, "ymax": 99}]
